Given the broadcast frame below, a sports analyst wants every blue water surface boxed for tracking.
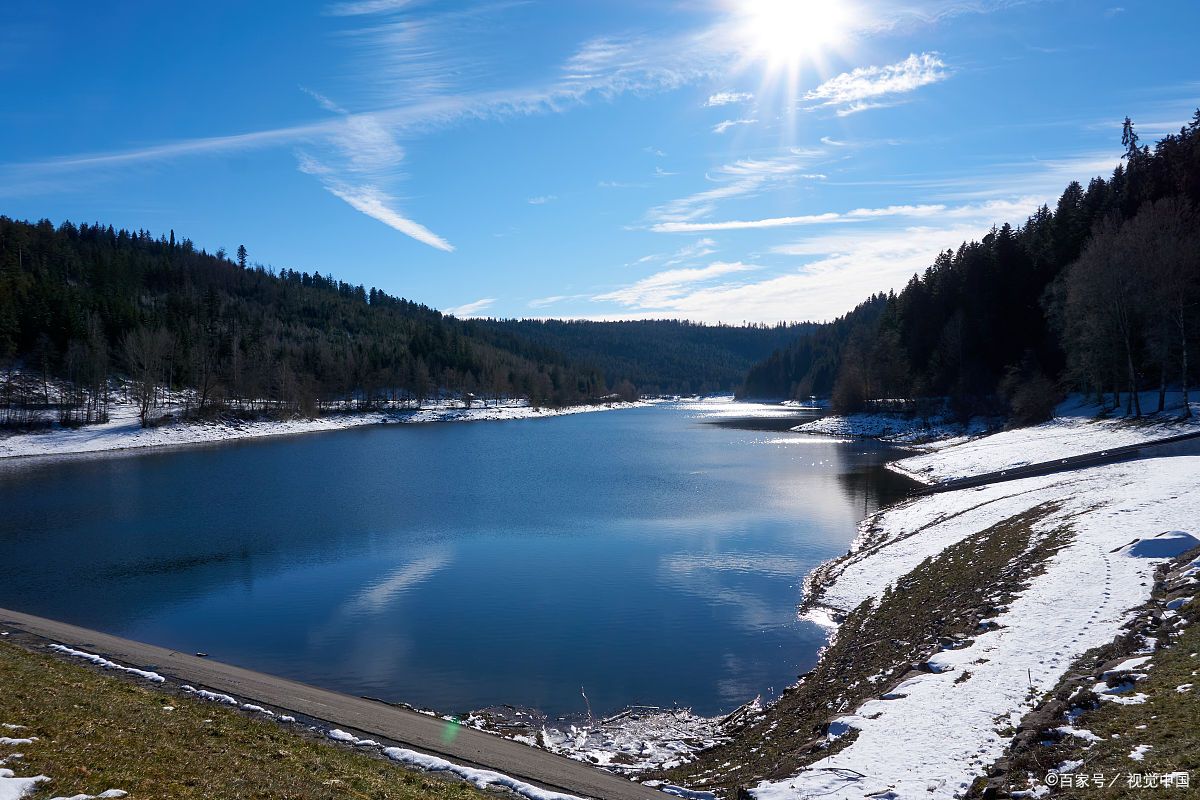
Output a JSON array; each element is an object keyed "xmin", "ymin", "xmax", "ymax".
[{"xmin": 0, "ymin": 401, "xmax": 910, "ymax": 717}]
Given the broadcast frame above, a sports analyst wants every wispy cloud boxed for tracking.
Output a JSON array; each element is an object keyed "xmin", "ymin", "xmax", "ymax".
[
  {"xmin": 527, "ymin": 194, "xmax": 557, "ymax": 205},
  {"xmin": 651, "ymin": 198, "xmax": 1038, "ymax": 233},
  {"xmin": 326, "ymin": 0, "xmax": 420, "ymax": 16},
  {"xmin": 649, "ymin": 149, "xmax": 827, "ymax": 223},
  {"xmin": 305, "ymin": 169, "xmax": 455, "ymax": 251},
  {"xmin": 712, "ymin": 118, "xmax": 757, "ymax": 134},
  {"xmin": 593, "ymin": 221, "xmax": 1021, "ymax": 324},
  {"xmin": 294, "ymin": 107, "xmax": 455, "ymax": 251},
  {"xmin": 635, "ymin": 237, "xmax": 720, "ymax": 268},
  {"xmin": 300, "ymin": 86, "xmax": 349, "ymax": 114},
  {"xmin": 664, "ymin": 237, "xmax": 718, "ymax": 266},
  {"xmin": 594, "ymin": 261, "xmax": 758, "ymax": 309},
  {"xmin": 527, "ymin": 293, "xmax": 589, "ymax": 309},
  {"xmin": 705, "ymin": 91, "xmax": 753, "ymax": 107},
  {"xmin": 599, "ymin": 179, "xmax": 649, "ymax": 189},
  {"xmin": 443, "ymin": 297, "xmax": 496, "ymax": 317},
  {"xmin": 803, "ymin": 52, "xmax": 948, "ymax": 115}
]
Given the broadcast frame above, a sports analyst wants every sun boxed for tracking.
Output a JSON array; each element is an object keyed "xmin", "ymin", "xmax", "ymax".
[{"xmin": 735, "ymin": 0, "xmax": 856, "ymax": 71}]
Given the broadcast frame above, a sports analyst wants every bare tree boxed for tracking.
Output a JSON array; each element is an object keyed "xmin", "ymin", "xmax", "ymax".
[
  {"xmin": 122, "ymin": 326, "xmax": 173, "ymax": 426},
  {"xmin": 1065, "ymin": 218, "xmax": 1149, "ymax": 417},
  {"xmin": 1128, "ymin": 198, "xmax": 1199, "ymax": 417}
]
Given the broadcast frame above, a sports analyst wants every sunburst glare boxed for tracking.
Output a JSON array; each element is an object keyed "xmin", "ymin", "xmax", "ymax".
[{"xmin": 727, "ymin": 0, "xmax": 861, "ymax": 134}]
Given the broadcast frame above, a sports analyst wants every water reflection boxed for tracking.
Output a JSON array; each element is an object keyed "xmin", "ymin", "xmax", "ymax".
[{"xmin": 0, "ymin": 401, "xmax": 916, "ymax": 717}]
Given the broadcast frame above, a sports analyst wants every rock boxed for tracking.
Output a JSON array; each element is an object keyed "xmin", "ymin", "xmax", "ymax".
[{"xmin": 981, "ymin": 777, "xmax": 1009, "ymax": 799}]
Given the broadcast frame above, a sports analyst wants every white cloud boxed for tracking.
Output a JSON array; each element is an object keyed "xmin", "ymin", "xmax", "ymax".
[
  {"xmin": 664, "ymin": 237, "xmax": 719, "ymax": 266},
  {"xmin": 325, "ymin": 0, "xmax": 420, "ymax": 16},
  {"xmin": 321, "ymin": 181, "xmax": 455, "ymax": 251},
  {"xmin": 443, "ymin": 297, "xmax": 496, "ymax": 317},
  {"xmin": 528, "ymin": 295, "xmax": 568, "ymax": 308},
  {"xmin": 598, "ymin": 179, "xmax": 648, "ymax": 189},
  {"xmin": 300, "ymin": 86, "xmax": 349, "ymax": 114},
  {"xmin": 804, "ymin": 52, "xmax": 948, "ymax": 114},
  {"xmin": 648, "ymin": 150, "xmax": 828, "ymax": 224},
  {"xmin": 705, "ymin": 91, "xmax": 754, "ymax": 107},
  {"xmin": 594, "ymin": 261, "xmax": 758, "ymax": 308},
  {"xmin": 294, "ymin": 112, "xmax": 452, "ymax": 251},
  {"xmin": 528, "ymin": 293, "xmax": 590, "ymax": 309},
  {"xmin": 592, "ymin": 223, "xmax": 1005, "ymax": 324},
  {"xmin": 835, "ymin": 99, "xmax": 905, "ymax": 117},
  {"xmin": 712, "ymin": 118, "xmax": 757, "ymax": 134},
  {"xmin": 652, "ymin": 197, "xmax": 1044, "ymax": 233},
  {"xmin": 527, "ymin": 194, "xmax": 557, "ymax": 205}
]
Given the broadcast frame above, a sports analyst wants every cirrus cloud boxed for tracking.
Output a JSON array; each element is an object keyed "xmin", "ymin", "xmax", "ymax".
[{"xmin": 804, "ymin": 52, "xmax": 949, "ymax": 115}]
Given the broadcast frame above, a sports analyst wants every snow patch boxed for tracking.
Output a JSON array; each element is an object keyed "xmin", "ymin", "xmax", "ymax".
[
  {"xmin": 382, "ymin": 746, "xmax": 586, "ymax": 800},
  {"xmin": 47, "ymin": 645, "xmax": 164, "ymax": 683},
  {"xmin": 181, "ymin": 686, "xmax": 237, "ymax": 705},
  {"xmin": 0, "ymin": 392, "xmax": 653, "ymax": 462},
  {"xmin": 893, "ymin": 397, "xmax": 1200, "ymax": 484},
  {"xmin": 755, "ymin": 456, "xmax": 1200, "ymax": 799},
  {"xmin": 0, "ymin": 769, "xmax": 47, "ymax": 800}
]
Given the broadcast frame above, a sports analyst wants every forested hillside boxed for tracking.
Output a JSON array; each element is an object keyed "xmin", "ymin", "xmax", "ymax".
[
  {"xmin": 740, "ymin": 113, "xmax": 1200, "ymax": 422},
  {"xmin": 0, "ymin": 221, "xmax": 614, "ymax": 424},
  {"xmin": 0, "ymin": 220, "xmax": 804, "ymax": 427},
  {"xmin": 473, "ymin": 319, "xmax": 811, "ymax": 396}
]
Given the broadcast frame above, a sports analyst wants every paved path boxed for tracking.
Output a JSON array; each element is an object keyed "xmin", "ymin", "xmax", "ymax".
[
  {"xmin": 913, "ymin": 427, "xmax": 1200, "ymax": 495},
  {"xmin": 0, "ymin": 607, "xmax": 665, "ymax": 800}
]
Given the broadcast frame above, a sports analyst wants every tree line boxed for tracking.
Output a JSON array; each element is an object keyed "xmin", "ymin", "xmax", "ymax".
[
  {"xmin": 472, "ymin": 318, "xmax": 812, "ymax": 397},
  {"xmin": 0, "ymin": 221, "xmax": 807, "ymax": 428},
  {"xmin": 0, "ymin": 222, "xmax": 617, "ymax": 427},
  {"xmin": 740, "ymin": 112, "xmax": 1200, "ymax": 423}
]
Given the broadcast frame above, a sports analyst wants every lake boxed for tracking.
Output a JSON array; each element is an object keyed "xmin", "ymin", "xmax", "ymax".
[{"xmin": 0, "ymin": 400, "xmax": 912, "ymax": 718}]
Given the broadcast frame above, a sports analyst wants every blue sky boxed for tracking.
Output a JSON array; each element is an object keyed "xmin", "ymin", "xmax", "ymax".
[{"xmin": 3, "ymin": 0, "xmax": 1197, "ymax": 323}]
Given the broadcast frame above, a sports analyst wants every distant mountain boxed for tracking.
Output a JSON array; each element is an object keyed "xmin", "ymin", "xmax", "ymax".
[{"xmin": 474, "ymin": 318, "xmax": 813, "ymax": 397}]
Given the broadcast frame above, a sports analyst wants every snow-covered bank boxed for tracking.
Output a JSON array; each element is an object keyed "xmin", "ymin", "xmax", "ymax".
[
  {"xmin": 893, "ymin": 394, "xmax": 1200, "ymax": 484},
  {"xmin": 792, "ymin": 406, "xmax": 993, "ymax": 444},
  {"xmin": 753, "ymin": 456, "xmax": 1200, "ymax": 800},
  {"xmin": 0, "ymin": 396, "xmax": 653, "ymax": 461}
]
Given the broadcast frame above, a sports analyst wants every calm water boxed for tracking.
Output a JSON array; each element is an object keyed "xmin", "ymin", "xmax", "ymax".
[{"xmin": 0, "ymin": 401, "xmax": 911, "ymax": 718}]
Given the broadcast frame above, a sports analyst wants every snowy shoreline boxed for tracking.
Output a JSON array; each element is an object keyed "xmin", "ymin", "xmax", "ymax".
[
  {"xmin": 0, "ymin": 397, "xmax": 655, "ymax": 462},
  {"xmin": 791, "ymin": 393, "xmax": 1200, "ymax": 485},
  {"xmin": 742, "ymin": 413, "xmax": 1200, "ymax": 799}
]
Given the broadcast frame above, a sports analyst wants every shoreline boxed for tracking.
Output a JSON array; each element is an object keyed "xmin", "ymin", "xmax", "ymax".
[
  {"xmin": 0, "ymin": 398, "xmax": 657, "ymax": 463},
  {"xmin": 661, "ymin": 411, "xmax": 1200, "ymax": 798},
  {"xmin": 0, "ymin": 607, "xmax": 662, "ymax": 800}
]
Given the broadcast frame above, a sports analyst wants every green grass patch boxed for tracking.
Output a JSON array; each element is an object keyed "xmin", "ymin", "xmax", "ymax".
[{"xmin": 0, "ymin": 639, "xmax": 492, "ymax": 800}]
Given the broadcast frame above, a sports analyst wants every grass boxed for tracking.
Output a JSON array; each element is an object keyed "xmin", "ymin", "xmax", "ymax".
[
  {"xmin": 660, "ymin": 503, "xmax": 1068, "ymax": 797},
  {"xmin": 0, "ymin": 638, "xmax": 493, "ymax": 800}
]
